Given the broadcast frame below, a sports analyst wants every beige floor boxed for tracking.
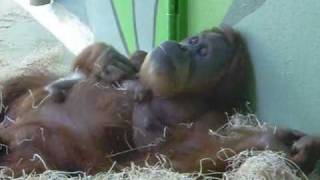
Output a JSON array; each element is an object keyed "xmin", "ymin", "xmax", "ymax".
[{"xmin": 0, "ymin": 0, "xmax": 73, "ymax": 81}]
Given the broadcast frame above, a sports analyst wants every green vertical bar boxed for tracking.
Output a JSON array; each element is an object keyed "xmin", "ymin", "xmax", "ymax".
[
  {"xmin": 155, "ymin": 0, "xmax": 170, "ymax": 46},
  {"xmin": 168, "ymin": 0, "xmax": 188, "ymax": 41},
  {"xmin": 168, "ymin": 0, "xmax": 177, "ymax": 40},
  {"xmin": 176, "ymin": 0, "xmax": 188, "ymax": 40},
  {"xmin": 155, "ymin": 0, "xmax": 187, "ymax": 45}
]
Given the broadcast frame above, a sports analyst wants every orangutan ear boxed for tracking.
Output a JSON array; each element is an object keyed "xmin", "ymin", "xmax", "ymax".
[{"xmin": 219, "ymin": 24, "xmax": 236, "ymax": 45}]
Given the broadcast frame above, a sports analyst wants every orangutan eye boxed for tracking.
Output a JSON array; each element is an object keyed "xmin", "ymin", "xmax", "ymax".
[
  {"xmin": 197, "ymin": 47, "xmax": 208, "ymax": 57},
  {"xmin": 188, "ymin": 36, "xmax": 199, "ymax": 45}
]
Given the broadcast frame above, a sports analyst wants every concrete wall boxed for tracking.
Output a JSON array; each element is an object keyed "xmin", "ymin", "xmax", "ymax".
[{"xmin": 223, "ymin": 0, "xmax": 320, "ymax": 134}]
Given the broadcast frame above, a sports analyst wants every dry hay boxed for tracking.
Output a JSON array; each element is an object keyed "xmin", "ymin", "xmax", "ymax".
[
  {"xmin": 214, "ymin": 113, "xmax": 308, "ymax": 180},
  {"xmin": 0, "ymin": 113, "xmax": 310, "ymax": 180},
  {"xmin": 0, "ymin": 151, "xmax": 307, "ymax": 180},
  {"xmin": 223, "ymin": 150, "xmax": 307, "ymax": 180},
  {"xmin": 209, "ymin": 112, "xmax": 269, "ymax": 138},
  {"xmin": 0, "ymin": 162, "xmax": 197, "ymax": 180}
]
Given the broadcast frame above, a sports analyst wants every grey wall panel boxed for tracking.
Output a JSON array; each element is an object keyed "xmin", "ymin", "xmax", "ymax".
[
  {"xmin": 231, "ymin": 0, "xmax": 320, "ymax": 133},
  {"xmin": 134, "ymin": 0, "xmax": 158, "ymax": 52},
  {"xmin": 86, "ymin": 0, "xmax": 127, "ymax": 54}
]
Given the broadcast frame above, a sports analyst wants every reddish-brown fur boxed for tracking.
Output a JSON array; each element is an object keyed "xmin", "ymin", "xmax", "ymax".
[
  {"xmin": 0, "ymin": 44, "xmax": 137, "ymax": 176},
  {"xmin": 0, "ymin": 27, "xmax": 319, "ymax": 177},
  {"xmin": 0, "ymin": 82, "xmax": 134, "ymax": 176}
]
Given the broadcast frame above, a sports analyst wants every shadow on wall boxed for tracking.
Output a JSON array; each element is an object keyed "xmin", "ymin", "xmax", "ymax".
[{"xmin": 223, "ymin": 0, "xmax": 266, "ymax": 25}]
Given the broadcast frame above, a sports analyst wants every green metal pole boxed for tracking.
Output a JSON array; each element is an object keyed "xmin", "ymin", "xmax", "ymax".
[
  {"xmin": 176, "ymin": 0, "xmax": 188, "ymax": 40},
  {"xmin": 168, "ymin": 0, "xmax": 188, "ymax": 41},
  {"xmin": 168, "ymin": 0, "xmax": 177, "ymax": 40}
]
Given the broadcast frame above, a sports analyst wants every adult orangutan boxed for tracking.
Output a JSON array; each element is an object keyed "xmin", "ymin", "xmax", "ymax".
[{"xmin": 0, "ymin": 26, "xmax": 318, "ymax": 177}]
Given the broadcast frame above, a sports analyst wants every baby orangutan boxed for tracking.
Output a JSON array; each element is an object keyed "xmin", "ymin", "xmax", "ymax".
[{"xmin": 0, "ymin": 26, "xmax": 319, "ymax": 177}]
